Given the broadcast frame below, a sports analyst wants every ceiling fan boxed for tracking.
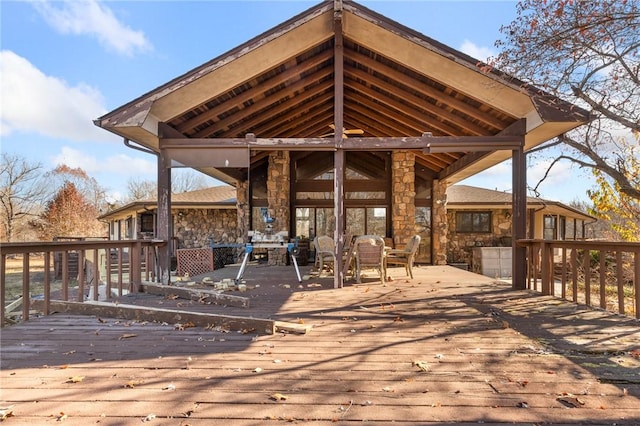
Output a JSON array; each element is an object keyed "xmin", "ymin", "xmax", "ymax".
[{"xmin": 319, "ymin": 123, "xmax": 365, "ymax": 138}]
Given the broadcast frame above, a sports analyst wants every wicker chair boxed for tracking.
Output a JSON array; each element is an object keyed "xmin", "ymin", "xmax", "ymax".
[
  {"xmin": 385, "ymin": 234, "xmax": 421, "ymax": 279},
  {"xmin": 313, "ymin": 235, "xmax": 336, "ymax": 273},
  {"xmin": 353, "ymin": 235, "xmax": 386, "ymax": 284}
]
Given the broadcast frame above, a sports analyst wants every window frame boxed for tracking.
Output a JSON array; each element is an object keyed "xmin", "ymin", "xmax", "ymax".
[{"xmin": 455, "ymin": 211, "xmax": 492, "ymax": 233}]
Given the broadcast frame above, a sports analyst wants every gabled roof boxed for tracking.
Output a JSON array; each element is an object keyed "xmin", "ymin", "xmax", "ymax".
[
  {"xmin": 99, "ymin": 185, "xmax": 236, "ymax": 220},
  {"xmin": 447, "ymin": 185, "xmax": 595, "ymax": 221},
  {"xmin": 95, "ymin": 1, "xmax": 589, "ymax": 186}
]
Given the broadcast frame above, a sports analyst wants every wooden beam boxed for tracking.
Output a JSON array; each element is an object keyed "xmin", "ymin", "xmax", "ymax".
[{"xmin": 31, "ymin": 300, "xmax": 275, "ymax": 334}]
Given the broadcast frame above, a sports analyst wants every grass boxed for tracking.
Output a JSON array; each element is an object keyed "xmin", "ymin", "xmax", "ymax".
[{"xmin": 3, "ymin": 254, "xmax": 65, "ymax": 302}]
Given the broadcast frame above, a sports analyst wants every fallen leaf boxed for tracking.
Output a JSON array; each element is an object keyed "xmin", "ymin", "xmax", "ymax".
[
  {"xmin": 142, "ymin": 413, "xmax": 156, "ymax": 422},
  {"xmin": 57, "ymin": 412, "xmax": 68, "ymax": 421},
  {"xmin": 162, "ymin": 384, "xmax": 176, "ymax": 391},
  {"xmin": 413, "ymin": 360, "xmax": 430, "ymax": 372},
  {"xmin": 253, "ymin": 367, "xmax": 263, "ymax": 373},
  {"xmin": 0, "ymin": 406, "xmax": 15, "ymax": 421},
  {"xmin": 119, "ymin": 333, "xmax": 137, "ymax": 340},
  {"xmin": 557, "ymin": 396, "xmax": 585, "ymax": 408},
  {"xmin": 66, "ymin": 376, "xmax": 84, "ymax": 383},
  {"xmin": 270, "ymin": 393, "xmax": 288, "ymax": 401}
]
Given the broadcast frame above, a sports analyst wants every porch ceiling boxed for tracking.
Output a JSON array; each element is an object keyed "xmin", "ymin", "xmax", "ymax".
[{"xmin": 95, "ymin": 1, "xmax": 590, "ymax": 186}]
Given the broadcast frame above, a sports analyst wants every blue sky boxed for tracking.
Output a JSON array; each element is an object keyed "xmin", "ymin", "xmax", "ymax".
[{"xmin": 1, "ymin": 0, "xmax": 594, "ymax": 204}]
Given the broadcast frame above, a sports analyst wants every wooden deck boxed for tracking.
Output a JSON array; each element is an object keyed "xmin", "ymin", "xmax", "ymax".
[{"xmin": 1, "ymin": 264, "xmax": 639, "ymax": 425}]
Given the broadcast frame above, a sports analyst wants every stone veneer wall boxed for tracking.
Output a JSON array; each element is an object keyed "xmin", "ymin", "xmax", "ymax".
[
  {"xmin": 432, "ymin": 179, "xmax": 448, "ymax": 265},
  {"xmin": 173, "ymin": 209, "xmax": 238, "ymax": 249},
  {"xmin": 236, "ymin": 179, "xmax": 249, "ymax": 244},
  {"xmin": 446, "ymin": 208, "xmax": 512, "ymax": 266},
  {"xmin": 267, "ymin": 151, "xmax": 290, "ymax": 266},
  {"xmin": 391, "ymin": 151, "xmax": 416, "ymax": 248}
]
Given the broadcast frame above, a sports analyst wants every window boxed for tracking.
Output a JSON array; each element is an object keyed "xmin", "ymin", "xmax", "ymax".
[
  {"xmin": 543, "ymin": 215, "xmax": 557, "ymax": 240},
  {"xmin": 140, "ymin": 213, "xmax": 154, "ymax": 233},
  {"xmin": 456, "ymin": 211, "xmax": 491, "ymax": 233}
]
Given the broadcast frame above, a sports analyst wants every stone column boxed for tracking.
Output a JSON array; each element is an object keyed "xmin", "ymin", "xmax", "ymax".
[
  {"xmin": 432, "ymin": 179, "xmax": 448, "ymax": 265},
  {"xmin": 236, "ymin": 179, "xmax": 249, "ymax": 244},
  {"xmin": 391, "ymin": 151, "xmax": 416, "ymax": 248},
  {"xmin": 267, "ymin": 151, "xmax": 290, "ymax": 265}
]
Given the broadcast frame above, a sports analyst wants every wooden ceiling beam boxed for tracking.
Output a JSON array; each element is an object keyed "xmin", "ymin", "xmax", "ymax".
[
  {"xmin": 346, "ymin": 48, "xmax": 511, "ymax": 130},
  {"xmin": 345, "ymin": 67, "xmax": 492, "ymax": 136},
  {"xmin": 348, "ymin": 91, "xmax": 430, "ymax": 135},
  {"xmin": 346, "ymin": 105, "xmax": 416, "ymax": 136},
  {"xmin": 251, "ymin": 93, "xmax": 333, "ymax": 137},
  {"xmin": 210, "ymin": 78, "xmax": 334, "ymax": 138},
  {"xmin": 176, "ymin": 48, "xmax": 335, "ymax": 133},
  {"xmin": 281, "ymin": 104, "xmax": 334, "ymax": 137},
  {"xmin": 345, "ymin": 76, "xmax": 471, "ymax": 136}
]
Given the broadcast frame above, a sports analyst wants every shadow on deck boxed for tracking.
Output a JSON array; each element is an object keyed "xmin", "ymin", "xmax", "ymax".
[{"xmin": 1, "ymin": 264, "xmax": 639, "ymax": 425}]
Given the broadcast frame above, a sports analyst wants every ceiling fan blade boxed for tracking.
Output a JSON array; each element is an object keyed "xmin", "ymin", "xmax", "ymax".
[{"xmin": 319, "ymin": 132, "xmax": 335, "ymax": 138}]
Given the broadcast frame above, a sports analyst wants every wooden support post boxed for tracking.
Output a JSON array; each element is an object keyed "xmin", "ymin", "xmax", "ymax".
[
  {"xmin": 512, "ymin": 144, "xmax": 527, "ymax": 290},
  {"xmin": 157, "ymin": 150, "xmax": 172, "ymax": 285},
  {"xmin": 333, "ymin": 2, "xmax": 345, "ymax": 289}
]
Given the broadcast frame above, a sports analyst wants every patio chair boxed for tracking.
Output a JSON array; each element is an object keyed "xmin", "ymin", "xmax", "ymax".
[
  {"xmin": 313, "ymin": 235, "xmax": 336, "ymax": 273},
  {"xmin": 385, "ymin": 234, "xmax": 421, "ymax": 279},
  {"xmin": 353, "ymin": 235, "xmax": 386, "ymax": 284}
]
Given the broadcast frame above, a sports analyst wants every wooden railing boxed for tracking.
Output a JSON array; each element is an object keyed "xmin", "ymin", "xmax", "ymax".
[
  {"xmin": 0, "ymin": 239, "xmax": 166, "ymax": 327},
  {"xmin": 518, "ymin": 239, "xmax": 640, "ymax": 319}
]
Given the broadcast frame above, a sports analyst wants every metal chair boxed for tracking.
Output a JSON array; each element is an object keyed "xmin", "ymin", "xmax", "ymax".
[
  {"xmin": 353, "ymin": 235, "xmax": 386, "ymax": 284},
  {"xmin": 385, "ymin": 234, "xmax": 421, "ymax": 279}
]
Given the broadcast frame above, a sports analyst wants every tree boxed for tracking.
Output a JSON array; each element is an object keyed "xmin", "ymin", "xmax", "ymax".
[
  {"xmin": 36, "ymin": 181, "xmax": 104, "ymax": 240},
  {"xmin": 45, "ymin": 165, "xmax": 109, "ymax": 213},
  {"xmin": 125, "ymin": 170, "xmax": 212, "ymax": 202},
  {"xmin": 0, "ymin": 153, "xmax": 48, "ymax": 242},
  {"xmin": 494, "ymin": 0, "xmax": 640, "ymax": 224},
  {"xmin": 126, "ymin": 176, "xmax": 156, "ymax": 201}
]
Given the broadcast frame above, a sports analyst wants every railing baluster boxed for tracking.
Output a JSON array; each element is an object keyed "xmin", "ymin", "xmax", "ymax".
[
  {"xmin": 561, "ymin": 247, "xmax": 567, "ymax": 299},
  {"xmin": 599, "ymin": 250, "xmax": 607, "ymax": 309},
  {"xmin": 571, "ymin": 248, "xmax": 578, "ymax": 303},
  {"xmin": 62, "ymin": 251, "xmax": 69, "ymax": 301},
  {"xmin": 635, "ymin": 250, "xmax": 640, "ymax": 320},
  {"xmin": 616, "ymin": 251, "xmax": 624, "ymax": 315},
  {"xmin": 1, "ymin": 254, "xmax": 6, "ymax": 327},
  {"xmin": 44, "ymin": 251, "xmax": 51, "ymax": 315},
  {"xmin": 584, "ymin": 248, "xmax": 591, "ymax": 307},
  {"xmin": 77, "ymin": 250, "xmax": 85, "ymax": 302},
  {"xmin": 22, "ymin": 254, "xmax": 30, "ymax": 322}
]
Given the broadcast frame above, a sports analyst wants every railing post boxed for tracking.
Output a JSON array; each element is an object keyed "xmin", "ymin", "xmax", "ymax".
[
  {"xmin": 130, "ymin": 241, "xmax": 142, "ymax": 293},
  {"xmin": 540, "ymin": 241, "xmax": 551, "ymax": 295}
]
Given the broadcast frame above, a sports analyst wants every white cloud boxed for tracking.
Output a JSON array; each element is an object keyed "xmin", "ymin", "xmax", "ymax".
[
  {"xmin": 0, "ymin": 50, "xmax": 112, "ymax": 141},
  {"xmin": 459, "ymin": 39, "xmax": 495, "ymax": 62},
  {"xmin": 30, "ymin": 0, "xmax": 152, "ymax": 56},
  {"xmin": 51, "ymin": 146, "xmax": 156, "ymax": 176}
]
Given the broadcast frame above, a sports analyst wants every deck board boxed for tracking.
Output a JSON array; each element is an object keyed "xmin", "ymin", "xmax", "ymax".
[{"xmin": 1, "ymin": 265, "xmax": 639, "ymax": 425}]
